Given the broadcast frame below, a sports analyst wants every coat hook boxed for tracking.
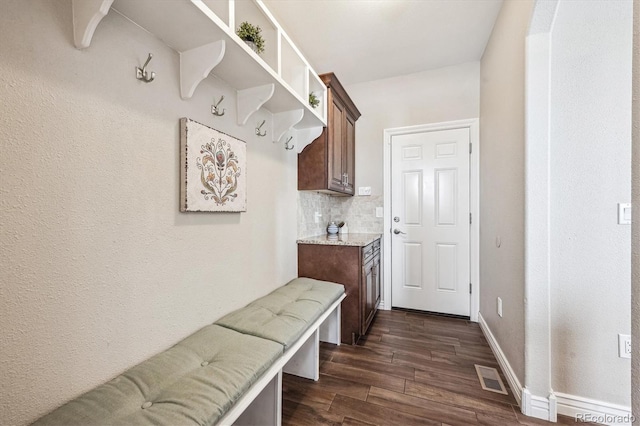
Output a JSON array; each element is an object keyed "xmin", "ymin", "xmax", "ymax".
[
  {"xmin": 285, "ymin": 136, "xmax": 294, "ymax": 151},
  {"xmin": 255, "ymin": 120, "xmax": 267, "ymax": 137},
  {"xmin": 211, "ymin": 96, "xmax": 225, "ymax": 116},
  {"xmin": 136, "ymin": 53, "xmax": 155, "ymax": 83}
]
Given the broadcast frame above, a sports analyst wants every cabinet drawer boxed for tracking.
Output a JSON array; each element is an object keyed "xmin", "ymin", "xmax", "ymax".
[
  {"xmin": 363, "ymin": 239, "xmax": 381, "ymax": 262},
  {"xmin": 363, "ymin": 243, "xmax": 374, "ymax": 262}
]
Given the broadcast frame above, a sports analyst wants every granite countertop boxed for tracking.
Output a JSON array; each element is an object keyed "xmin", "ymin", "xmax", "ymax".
[{"xmin": 297, "ymin": 233, "xmax": 382, "ymax": 247}]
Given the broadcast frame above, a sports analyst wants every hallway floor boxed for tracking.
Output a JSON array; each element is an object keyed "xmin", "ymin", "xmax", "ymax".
[{"xmin": 282, "ymin": 309, "xmax": 591, "ymax": 425}]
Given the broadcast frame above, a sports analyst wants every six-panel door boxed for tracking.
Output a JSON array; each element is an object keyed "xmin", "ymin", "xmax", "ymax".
[{"xmin": 390, "ymin": 128, "xmax": 471, "ymax": 316}]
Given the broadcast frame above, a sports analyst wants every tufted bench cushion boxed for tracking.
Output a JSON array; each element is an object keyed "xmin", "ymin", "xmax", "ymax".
[
  {"xmin": 32, "ymin": 324, "xmax": 283, "ymax": 426},
  {"xmin": 215, "ymin": 277, "xmax": 345, "ymax": 348}
]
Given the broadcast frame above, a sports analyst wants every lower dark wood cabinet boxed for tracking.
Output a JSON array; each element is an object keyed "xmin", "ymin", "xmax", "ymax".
[{"xmin": 298, "ymin": 238, "xmax": 381, "ymax": 344}]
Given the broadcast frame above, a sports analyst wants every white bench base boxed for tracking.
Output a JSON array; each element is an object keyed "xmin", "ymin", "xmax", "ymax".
[
  {"xmin": 217, "ymin": 293, "xmax": 345, "ymax": 426},
  {"xmin": 233, "ymin": 371, "xmax": 282, "ymax": 426}
]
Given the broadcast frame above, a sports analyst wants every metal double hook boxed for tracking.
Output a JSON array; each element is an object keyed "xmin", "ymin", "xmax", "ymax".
[
  {"xmin": 136, "ymin": 53, "xmax": 155, "ymax": 83},
  {"xmin": 255, "ymin": 120, "xmax": 267, "ymax": 137},
  {"xmin": 211, "ymin": 96, "xmax": 225, "ymax": 116},
  {"xmin": 285, "ymin": 136, "xmax": 294, "ymax": 151}
]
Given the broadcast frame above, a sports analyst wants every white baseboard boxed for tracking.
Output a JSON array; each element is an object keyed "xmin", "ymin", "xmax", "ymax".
[
  {"xmin": 477, "ymin": 312, "xmax": 523, "ymax": 407},
  {"xmin": 477, "ymin": 316, "xmax": 633, "ymax": 425},
  {"xmin": 478, "ymin": 313, "xmax": 560, "ymax": 421},
  {"xmin": 556, "ymin": 392, "xmax": 633, "ymax": 425},
  {"xmin": 521, "ymin": 388, "xmax": 557, "ymax": 421}
]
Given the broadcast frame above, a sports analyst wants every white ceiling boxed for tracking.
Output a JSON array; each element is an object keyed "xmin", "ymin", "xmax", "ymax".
[{"xmin": 263, "ymin": 0, "xmax": 504, "ymax": 86}]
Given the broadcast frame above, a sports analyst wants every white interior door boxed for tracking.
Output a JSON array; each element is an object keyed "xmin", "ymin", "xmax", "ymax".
[{"xmin": 391, "ymin": 128, "xmax": 470, "ymax": 316}]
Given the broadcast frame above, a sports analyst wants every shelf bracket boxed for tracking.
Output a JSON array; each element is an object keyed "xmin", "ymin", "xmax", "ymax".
[
  {"xmin": 236, "ymin": 84, "xmax": 275, "ymax": 126},
  {"xmin": 179, "ymin": 40, "xmax": 226, "ymax": 100},
  {"xmin": 71, "ymin": 0, "xmax": 114, "ymax": 49},
  {"xmin": 272, "ymin": 109, "xmax": 304, "ymax": 143},
  {"xmin": 294, "ymin": 126, "xmax": 324, "ymax": 153}
]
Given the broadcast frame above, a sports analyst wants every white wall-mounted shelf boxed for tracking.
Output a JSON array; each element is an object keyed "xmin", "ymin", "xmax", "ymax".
[
  {"xmin": 179, "ymin": 40, "xmax": 226, "ymax": 100},
  {"xmin": 71, "ymin": 0, "xmax": 114, "ymax": 49},
  {"xmin": 237, "ymin": 84, "xmax": 275, "ymax": 126},
  {"xmin": 273, "ymin": 109, "xmax": 304, "ymax": 143},
  {"xmin": 71, "ymin": 0, "xmax": 326, "ymax": 150}
]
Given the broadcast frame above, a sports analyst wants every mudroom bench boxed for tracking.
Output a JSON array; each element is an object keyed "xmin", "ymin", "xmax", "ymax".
[{"xmin": 33, "ymin": 277, "xmax": 346, "ymax": 426}]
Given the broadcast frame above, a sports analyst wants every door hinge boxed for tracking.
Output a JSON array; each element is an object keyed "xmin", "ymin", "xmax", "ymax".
[
  {"xmin": 469, "ymin": 143, "xmax": 472, "ymax": 154},
  {"xmin": 469, "ymin": 213, "xmax": 472, "ymax": 225},
  {"xmin": 469, "ymin": 283, "xmax": 472, "ymax": 294}
]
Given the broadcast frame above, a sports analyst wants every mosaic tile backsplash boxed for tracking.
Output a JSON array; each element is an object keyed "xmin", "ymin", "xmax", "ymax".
[{"xmin": 298, "ymin": 191, "xmax": 384, "ymax": 238}]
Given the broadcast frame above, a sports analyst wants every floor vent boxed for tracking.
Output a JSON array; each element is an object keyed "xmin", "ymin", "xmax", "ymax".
[{"xmin": 474, "ymin": 364, "xmax": 508, "ymax": 395}]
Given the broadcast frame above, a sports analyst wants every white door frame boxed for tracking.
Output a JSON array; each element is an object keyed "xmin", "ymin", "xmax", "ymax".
[{"xmin": 383, "ymin": 119, "xmax": 480, "ymax": 321}]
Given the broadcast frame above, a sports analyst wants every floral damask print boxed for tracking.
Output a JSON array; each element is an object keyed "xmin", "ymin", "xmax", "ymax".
[
  {"xmin": 196, "ymin": 138, "xmax": 241, "ymax": 206},
  {"xmin": 180, "ymin": 118, "xmax": 246, "ymax": 212}
]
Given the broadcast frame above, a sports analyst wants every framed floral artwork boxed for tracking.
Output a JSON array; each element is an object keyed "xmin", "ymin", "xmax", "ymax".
[{"xmin": 180, "ymin": 118, "xmax": 247, "ymax": 212}]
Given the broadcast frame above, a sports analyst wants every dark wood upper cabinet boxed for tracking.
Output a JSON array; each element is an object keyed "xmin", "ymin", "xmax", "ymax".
[{"xmin": 299, "ymin": 72, "xmax": 361, "ymax": 196}]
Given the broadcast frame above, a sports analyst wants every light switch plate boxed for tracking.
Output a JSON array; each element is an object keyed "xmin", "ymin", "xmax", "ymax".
[
  {"xmin": 618, "ymin": 203, "xmax": 631, "ymax": 225},
  {"xmin": 358, "ymin": 186, "xmax": 372, "ymax": 196},
  {"xmin": 375, "ymin": 207, "xmax": 383, "ymax": 218}
]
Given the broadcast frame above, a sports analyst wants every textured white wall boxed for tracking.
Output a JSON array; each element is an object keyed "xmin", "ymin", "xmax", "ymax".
[
  {"xmin": 479, "ymin": 0, "xmax": 534, "ymax": 385},
  {"xmin": 633, "ymin": 1, "xmax": 640, "ymax": 418},
  {"xmin": 0, "ymin": 1, "xmax": 298, "ymax": 424},
  {"xmin": 549, "ymin": 0, "xmax": 632, "ymax": 405},
  {"xmin": 345, "ymin": 62, "xmax": 480, "ymax": 196}
]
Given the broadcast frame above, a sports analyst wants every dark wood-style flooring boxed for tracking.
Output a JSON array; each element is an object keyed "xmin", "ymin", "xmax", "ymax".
[{"xmin": 282, "ymin": 309, "xmax": 591, "ymax": 426}]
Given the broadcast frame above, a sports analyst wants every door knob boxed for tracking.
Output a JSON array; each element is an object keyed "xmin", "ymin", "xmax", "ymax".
[{"xmin": 393, "ymin": 229, "xmax": 406, "ymax": 235}]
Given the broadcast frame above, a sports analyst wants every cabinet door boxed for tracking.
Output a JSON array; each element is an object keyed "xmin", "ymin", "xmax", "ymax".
[
  {"xmin": 362, "ymin": 257, "xmax": 375, "ymax": 335},
  {"xmin": 344, "ymin": 113, "xmax": 356, "ymax": 195},
  {"xmin": 373, "ymin": 252, "xmax": 381, "ymax": 309},
  {"xmin": 328, "ymin": 95, "xmax": 345, "ymax": 192}
]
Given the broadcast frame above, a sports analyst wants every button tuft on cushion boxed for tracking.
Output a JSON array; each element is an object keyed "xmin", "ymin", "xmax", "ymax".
[
  {"xmin": 32, "ymin": 325, "xmax": 284, "ymax": 426},
  {"xmin": 201, "ymin": 361, "xmax": 209, "ymax": 366},
  {"xmin": 214, "ymin": 278, "xmax": 344, "ymax": 348}
]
